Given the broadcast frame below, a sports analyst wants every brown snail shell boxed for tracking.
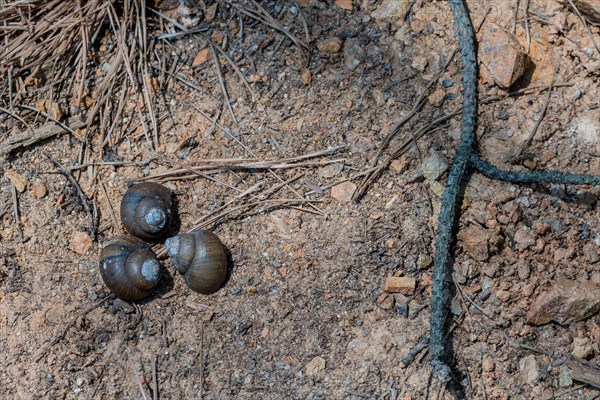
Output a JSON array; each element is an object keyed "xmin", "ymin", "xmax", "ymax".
[
  {"xmin": 165, "ymin": 230, "xmax": 227, "ymax": 294},
  {"xmin": 99, "ymin": 235, "xmax": 161, "ymax": 300},
  {"xmin": 120, "ymin": 182, "xmax": 173, "ymax": 241}
]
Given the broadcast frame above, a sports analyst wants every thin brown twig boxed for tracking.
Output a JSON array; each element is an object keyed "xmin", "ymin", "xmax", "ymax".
[
  {"xmin": 452, "ymin": 275, "xmax": 495, "ymax": 321},
  {"xmin": 98, "ymin": 179, "xmax": 121, "ymax": 234},
  {"xmin": 199, "ymin": 322, "xmax": 205, "ymax": 399},
  {"xmin": 514, "ymin": 73, "xmax": 557, "ymax": 159},
  {"xmin": 188, "ymin": 102, "xmax": 326, "ymax": 215},
  {"xmin": 567, "ymin": 0, "xmax": 600, "ymax": 55},
  {"xmin": 208, "ymin": 41, "xmax": 238, "ymax": 124},
  {"xmin": 229, "ymin": 0, "xmax": 307, "ymax": 51},
  {"xmin": 43, "ymin": 152, "xmax": 97, "ymax": 238},
  {"xmin": 208, "ymin": 37, "xmax": 266, "ymax": 113},
  {"xmin": 151, "ymin": 354, "xmax": 158, "ymax": 400},
  {"xmin": 523, "ymin": 0, "xmax": 531, "ymax": 53},
  {"xmin": 157, "ymin": 198, "xmax": 318, "ymax": 257},
  {"xmin": 0, "ymin": 106, "xmax": 32, "ymax": 134},
  {"xmin": 130, "ymin": 358, "xmax": 149, "ymax": 400},
  {"xmin": 511, "ymin": 0, "xmax": 520, "ymax": 34},
  {"xmin": 16, "ymin": 105, "xmax": 81, "ymax": 137},
  {"xmin": 143, "ymin": 157, "xmax": 346, "ymax": 182},
  {"xmin": 11, "ymin": 184, "xmax": 24, "ymax": 242},
  {"xmin": 355, "ymin": 114, "xmax": 458, "ymax": 199}
]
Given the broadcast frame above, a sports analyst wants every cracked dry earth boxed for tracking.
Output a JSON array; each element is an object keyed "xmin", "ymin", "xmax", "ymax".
[{"xmin": 1, "ymin": 0, "xmax": 600, "ymax": 399}]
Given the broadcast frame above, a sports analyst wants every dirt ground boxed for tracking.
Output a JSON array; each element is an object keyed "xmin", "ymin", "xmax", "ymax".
[{"xmin": 1, "ymin": 0, "xmax": 600, "ymax": 399}]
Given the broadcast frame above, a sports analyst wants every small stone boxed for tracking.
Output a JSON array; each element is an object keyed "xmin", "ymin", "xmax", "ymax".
[
  {"xmin": 32, "ymin": 180, "xmax": 48, "ymax": 198},
  {"xmin": 335, "ymin": 0, "xmax": 353, "ymax": 10},
  {"xmin": 385, "ymin": 276, "xmax": 416, "ymax": 295},
  {"xmin": 192, "ymin": 48, "xmax": 210, "ymax": 67},
  {"xmin": 539, "ymin": 151, "xmax": 556, "ymax": 164},
  {"xmin": 482, "ymin": 356, "xmax": 495, "ymax": 372},
  {"xmin": 343, "ymin": 38, "xmax": 364, "ymax": 71},
  {"xmin": 428, "ymin": 89, "xmax": 446, "ymax": 107},
  {"xmin": 318, "ymin": 163, "xmax": 343, "ymax": 179},
  {"xmin": 6, "ymin": 169, "xmax": 27, "ymax": 192},
  {"xmin": 300, "ymin": 69, "xmax": 312, "ymax": 85},
  {"xmin": 305, "ymin": 356, "xmax": 326, "ymax": 376},
  {"xmin": 421, "ymin": 152, "xmax": 449, "ymax": 181},
  {"xmin": 371, "ymin": 0, "xmax": 409, "ymax": 21},
  {"xmin": 583, "ymin": 243, "xmax": 599, "ymax": 264},
  {"xmin": 317, "ymin": 37, "xmax": 342, "ymax": 53},
  {"xmin": 370, "ymin": 212, "xmax": 382, "ymax": 220},
  {"xmin": 450, "ymin": 297, "xmax": 462, "ymax": 316},
  {"xmin": 205, "ymin": 2, "xmax": 218, "ymax": 22},
  {"xmin": 522, "ymin": 159, "xmax": 537, "ymax": 169},
  {"xmin": 390, "ymin": 159, "xmax": 409, "ymax": 174},
  {"xmin": 519, "ymin": 355, "xmax": 540, "ymax": 386},
  {"xmin": 421, "ymin": 272, "xmax": 432, "ymax": 287},
  {"xmin": 417, "ymin": 254, "xmax": 432, "ymax": 269},
  {"xmin": 559, "ymin": 365, "xmax": 573, "ymax": 387},
  {"xmin": 514, "ymin": 225, "xmax": 537, "ymax": 251},
  {"xmin": 330, "ymin": 181, "xmax": 357, "ymax": 202},
  {"xmin": 572, "ymin": 337, "xmax": 593, "ymax": 358},
  {"xmin": 377, "ymin": 293, "xmax": 395, "ymax": 310},
  {"xmin": 496, "ymin": 290, "xmax": 511, "ymax": 302},
  {"xmin": 516, "ymin": 261, "xmax": 531, "ymax": 280},
  {"xmin": 411, "ymin": 55, "xmax": 428, "ymax": 72},
  {"xmin": 70, "ymin": 231, "xmax": 93, "ymax": 255},
  {"xmin": 458, "ymin": 225, "xmax": 490, "ymax": 261},
  {"xmin": 35, "ymin": 100, "xmax": 65, "ymax": 120},
  {"xmin": 532, "ymin": 221, "xmax": 550, "ymax": 235},
  {"xmin": 428, "ymin": 181, "xmax": 445, "ymax": 198},
  {"xmin": 527, "ymin": 277, "xmax": 600, "ymax": 325},
  {"xmin": 385, "ymin": 195, "xmax": 399, "ymax": 209},
  {"xmin": 479, "ymin": 24, "xmax": 529, "ymax": 88}
]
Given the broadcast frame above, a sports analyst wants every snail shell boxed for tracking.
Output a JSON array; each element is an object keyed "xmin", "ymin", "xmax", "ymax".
[
  {"xmin": 99, "ymin": 235, "xmax": 161, "ymax": 300},
  {"xmin": 120, "ymin": 182, "xmax": 173, "ymax": 241},
  {"xmin": 165, "ymin": 230, "xmax": 227, "ymax": 294}
]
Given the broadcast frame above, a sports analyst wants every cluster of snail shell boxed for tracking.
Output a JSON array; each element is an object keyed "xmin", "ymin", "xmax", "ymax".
[{"xmin": 99, "ymin": 182, "xmax": 228, "ymax": 300}]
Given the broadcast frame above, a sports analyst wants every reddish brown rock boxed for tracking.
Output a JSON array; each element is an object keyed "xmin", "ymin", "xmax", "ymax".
[
  {"xmin": 70, "ymin": 231, "xmax": 93, "ymax": 255},
  {"xmin": 427, "ymin": 89, "xmax": 446, "ymax": 107},
  {"xmin": 6, "ymin": 169, "xmax": 27, "ymax": 192},
  {"xmin": 519, "ymin": 355, "xmax": 540, "ymax": 385},
  {"xmin": 527, "ymin": 277, "xmax": 600, "ymax": 325},
  {"xmin": 192, "ymin": 48, "xmax": 210, "ymax": 67},
  {"xmin": 514, "ymin": 225, "xmax": 537, "ymax": 251},
  {"xmin": 496, "ymin": 290, "xmax": 511, "ymax": 302},
  {"xmin": 335, "ymin": 0, "xmax": 353, "ymax": 10},
  {"xmin": 31, "ymin": 180, "xmax": 48, "ymax": 198},
  {"xmin": 389, "ymin": 158, "xmax": 409, "ymax": 174},
  {"xmin": 317, "ymin": 37, "xmax": 343, "ymax": 53},
  {"xmin": 330, "ymin": 181, "xmax": 357, "ymax": 202},
  {"xmin": 478, "ymin": 24, "xmax": 529, "ymax": 88},
  {"xmin": 482, "ymin": 356, "xmax": 495, "ymax": 373},
  {"xmin": 458, "ymin": 224, "xmax": 490, "ymax": 261},
  {"xmin": 385, "ymin": 276, "xmax": 416, "ymax": 295}
]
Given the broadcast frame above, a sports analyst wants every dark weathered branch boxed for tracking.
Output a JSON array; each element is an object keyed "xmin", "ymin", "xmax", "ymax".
[
  {"xmin": 430, "ymin": 0, "xmax": 478, "ymax": 382},
  {"xmin": 471, "ymin": 154, "xmax": 600, "ymax": 185}
]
